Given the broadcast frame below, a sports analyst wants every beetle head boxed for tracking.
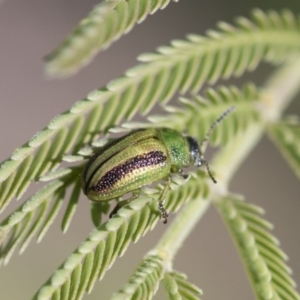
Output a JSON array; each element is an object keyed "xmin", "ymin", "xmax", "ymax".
[
  {"xmin": 186, "ymin": 136, "xmax": 203, "ymax": 167},
  {"xmin": 186, "ymin": 136, "xmax": 217, "ymax": 183},
  {"xmin": 184, "ymin": 106, "xmax": 235, "ymax": 184}
]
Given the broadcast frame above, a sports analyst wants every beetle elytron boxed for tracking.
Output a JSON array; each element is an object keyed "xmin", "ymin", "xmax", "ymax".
[{"xmin": 82, "ymin": 107, "xmax": 234, "ymax": 223}]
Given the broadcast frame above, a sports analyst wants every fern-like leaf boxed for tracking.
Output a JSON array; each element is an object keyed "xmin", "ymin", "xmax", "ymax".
[
  {"xmin": 2, "ymin": 84, "xmax": 237, "ymax": 263},
  {"xmin": 1, "ymin": 9, "xmax": 300, "ymax": 216},
  {"xmin": 61, "ymin": 180, "xmax": 82, "ymax": 233},
  {"xmin": 111, "ymin": 255, "xmax": 164, "ymax": 300},
  {"xmin": 145, "ymin": 83, "xmax": 261, "ymax": 145},
  {"xmin": 33, "ymin": 171, "xmax": 208, "ymax": 300},
  {"xmin": 216, "ymin": 194, "xmax": 300, "ymax": 300},
  {"xmin": 0, "ymin": 168, "xmax": 82, "ymax": 264},
  {"xmin": 163, "ymin": 271, "xmax": 202, "ymax": 300},
  {"xmin": 0, "ymin": 181, "xmax": 63, "ymax": 265},
  {"xmin": 267, "ymin": 116, "xmax": 300, "ymax": 180},
  {"xmin": 0, "ymin": 118, "xmax": 84, "ymax": 213},
  {"xmin": 90, "ymin": 201, "xmax": 110, "ymax": 227},
  {"xmin": 45, "ymin": 0, "xmax": 179, "ymax": 76}
]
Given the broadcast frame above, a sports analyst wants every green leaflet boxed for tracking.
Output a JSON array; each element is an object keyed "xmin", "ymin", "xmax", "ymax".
[
  {"xmin": 0, "ymin": 118, "xmax": 83, "ymax": 214},
  {"xmin": 146, "ymin": 83, "xmax": 261, "ymax": 145},
  {"xmin": 0, "ymin": 181, "xmax": 64, "ymax": 265},
  {"xmin": 111, "ymin": 255, "xmax": 164, "ymax": 300},
  {"xmin": 0, "ymin": 169, "xmax": 82, "ymax": 265},
  {"xmin": 268, "ymin": 117, "xmax": 300, "ymax": 180},
  {"xmin": 163, "ymin": 271, "xmax": 202, "ymax": 300},
  {"xmin": 216, "ymin": 194, "xmax": 300, "ymax": 300},
  {"xmin": 45, "ymin": 0, "xmax": 180, "ymax": 77}
]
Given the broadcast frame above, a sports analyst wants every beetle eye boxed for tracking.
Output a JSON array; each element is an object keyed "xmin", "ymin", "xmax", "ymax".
[
  {"xmin": 196, "ymin": 158, "xmax": 202, "ymax": 166},
  {"xmin": 186, "ymin": 136, "xmax": 201, "ymax": 166}
]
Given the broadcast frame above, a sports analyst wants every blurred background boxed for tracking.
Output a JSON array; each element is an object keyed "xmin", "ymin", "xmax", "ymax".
[{"xmin": 0, "ymin": 0, "xmax": 300, "ymax": 299}]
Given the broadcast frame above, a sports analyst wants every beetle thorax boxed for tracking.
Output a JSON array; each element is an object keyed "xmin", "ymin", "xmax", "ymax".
[{"xmin": 158, "ymin": 128, "xmax": 192, "ymax": 167}]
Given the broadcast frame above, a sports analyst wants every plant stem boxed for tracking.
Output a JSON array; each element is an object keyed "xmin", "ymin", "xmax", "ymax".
[
  {"xmin": 152, "ymin": 58, "xmax": 300, "ymax": 264},
  {"xmin": 214, "ymin": 58, "xmax": 300, "ymax": 184},
  {"xmin": 154, "ymin": 197, "xmax": 210, "ymax": 264}
]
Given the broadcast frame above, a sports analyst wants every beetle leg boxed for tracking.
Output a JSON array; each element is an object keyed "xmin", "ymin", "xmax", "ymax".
[
  {"xmin": 178, "ymin": 168, "xmax": 189, "ymax": 180},
  {"xmin": 171, "ymin": 166, "xmax": 188, "ymax": 179},
  {"xmin": 109, "ymin": 189, "xmax": 141, "ymax": 218},
  {"xmin": 158, "ymin": 176, "xmax": 172, "ymax": 224}
]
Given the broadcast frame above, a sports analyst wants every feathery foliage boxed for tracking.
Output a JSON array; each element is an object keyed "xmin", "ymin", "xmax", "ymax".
[
  {"xmin": 45, "ymin": 0, "xmax": 179, "ymax": 76},
  {"xmin": 33, "ymin": 171, "xmax": 208, "ymax": 299},
  {"xmin": 0, "ymin": 79, "xmax": 243, "ymax": 263},
  {"xmin": 268, "ymin": 117, "xmax": 300, "ymax": 180},
  {"xmin": 0, "ymin": 79, "xmax": 250, "ymax": 264},
  {"xmin": 1, "ymin": 9, "xmax": 300, "ymax": 215},
  {"xmin": 0, "ymin": 180, "xmax": 63, "ymax": 266},
  {"xmin": 1, "ymin": 5, "xmax": 300, "ymax": 300},
  {"xmin": 0, "ymin": 168, "xmax": 82, "ymax": 266},
  {"xmin": 216, "ymin": 194, "xmax": 300, "ymax": 300},
  {"xmin": 111, "ymin": 255, "xmax": 164, "ymax": 300},
  {"xmin": 145, "ymin": 83, "xmax": 261, "ymax": 145},
  {"xmin": 0, "ymin": 119, "xmax": 84, "ymax": 213},
  {"xmin": 163, "ymin": 271, "xmax": 202, "ymax": 300}
]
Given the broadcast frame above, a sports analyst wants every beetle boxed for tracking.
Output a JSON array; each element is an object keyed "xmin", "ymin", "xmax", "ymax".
[{"xmin": 82, "ymin": 107, "xmax": 234, "ymax": 223}]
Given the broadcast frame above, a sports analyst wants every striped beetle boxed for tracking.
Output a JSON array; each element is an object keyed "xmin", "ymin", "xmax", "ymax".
[{"xmin": 82, "ymin": 107, "xmax": 234, "ymax": 223}]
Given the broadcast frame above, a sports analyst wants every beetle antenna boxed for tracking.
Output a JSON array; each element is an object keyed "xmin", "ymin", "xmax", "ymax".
[
  {"xmin": 199, "ymin": 106, "xmax": 235, "ymax": 184},
  {"xmin": 200, "ymin": 106, "xmax": 235, "ymax": 153}
]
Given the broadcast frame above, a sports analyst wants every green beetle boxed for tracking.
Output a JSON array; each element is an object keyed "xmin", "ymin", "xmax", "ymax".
[{"xmin": 82, "ymin": 107, "xmax": 234, "ymax": 223}]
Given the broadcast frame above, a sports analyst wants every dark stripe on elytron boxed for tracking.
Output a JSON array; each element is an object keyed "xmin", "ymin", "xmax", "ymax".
[
  {"xmin": 83, "ymin": 129, "xmax": 147, "ymax": 192},
  {"xmin": 91, "ymin": 150, "xmax": 167, "ymax": 192}
]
